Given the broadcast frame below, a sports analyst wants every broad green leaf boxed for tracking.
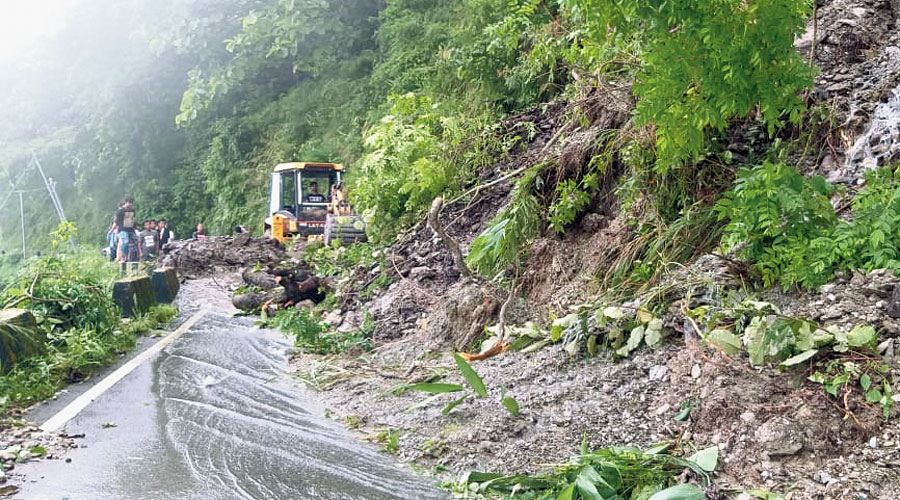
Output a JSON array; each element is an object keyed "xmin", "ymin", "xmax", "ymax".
[
  {"xmin": 707, "ymin": 329, "xmax": 741, "ymax": 355},
  {"xmin": 603, "ymin": 306, "xmax": 624, "ymax": 320},
  {"xmin": 466, "ymin": 471, "xmax": 504, "ymax": 484},
  {"xmin": 637, "ymin": 307, "xmax": 653, "ymax": 323},
  {"xmin": 441, "ymin": 395, "xmax": 469, "ymax": 415},
  {"xmin": 860, "ymin": 373, "xmax": 871, "ymax": 391},
  {"xmin": 743, "ymin": 316, "xmax": 768, "ymax": 365},
  {"xmin": 644, "ymin": 442, "xmax": 673, "ymax": 455},
  {"xmin": 847, "ymin": 325, "xmax": 876, "ymax": 348},
  {"xmin": 673, "ymin": 405, "xmax": 692, "ymax": 421},
  {"xmin": 565, "ymin": 339, "xmax": 580, "ymax": 357},
  {"xmin": 520, "ymin": 339, "xmax": 551, "ymax": 353},
  {"xmin": 866, "ymin": 389, "xmax": 883, "ymax": 403},
  {"xmin": 506, "ymin": 335, "xmax": 536, "ymax": 351},
  {"xmin": 575, "ymin": 465, "xmax": 613, "ymax": 499},
  {"xmin": 407, "ymin": 383, "xmax": 464, "ymax": 394},
  {"xmin": 453, "ymin": 352, "xmax": 487, "ymax": 397},
  {"xmin": 645, "ymin": 319, "xmax": 664, "ymax": 347},
  {"xmin": 550, "ymin": 314, "xmax": 580, "ymax": 342},
  {"xmin": 556, "ymin": 484, "xmax": 576, "ymax": 500},
  {"xmin": 687, "ymin": 445, "xmax": 719, "ymax": 472},
  {"xmin": 778, "ymin": 349, "xmax": 818, "ymax": 368},
  {"xmin": 649, "ymin": 484, "xmax": 705, "ymax": 500},
  {"xmin": 586, "ymin": 334, "xmax": 598, "ymax": 356},
  {"xmin": 616, "ymin": 326, "xmax": 644, "ymax": 357},
  {"xmin": 501, "ymin": 396, "xmax": 520, "ymax": 416}
]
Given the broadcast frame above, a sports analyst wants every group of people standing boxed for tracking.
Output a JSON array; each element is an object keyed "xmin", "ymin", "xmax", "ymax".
[{"xmin": 106, "ymin": 197, "xmax": 175, "ymax": 263}]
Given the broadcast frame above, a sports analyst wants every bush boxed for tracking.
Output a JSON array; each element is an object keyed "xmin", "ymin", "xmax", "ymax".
[
  {"xmin": 0, "ymin": 248, "xmax": 165, "ymax": 413},
  {"xmin": 564, "ymin": 0, "xmax": 814, "ymax": 169},
  {"xmin": 719, "ymin": 164, "xmax": 900, "ymax": 289}
]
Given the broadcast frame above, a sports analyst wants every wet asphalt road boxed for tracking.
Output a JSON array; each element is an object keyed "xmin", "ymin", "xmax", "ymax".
[{"xmin": 16, "ymin": 281, "xmax": 446, "ymax": 500}]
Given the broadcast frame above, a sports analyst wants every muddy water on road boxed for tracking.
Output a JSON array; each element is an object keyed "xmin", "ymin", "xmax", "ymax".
[{"xmin": 18, "ymin": 279, "xmax": 445, "ymax": 500}]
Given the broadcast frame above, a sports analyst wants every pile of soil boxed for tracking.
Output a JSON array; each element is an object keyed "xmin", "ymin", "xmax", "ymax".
[{"xmin": 158, "ymin": 234, "xmax": 285, "ymax": 279}]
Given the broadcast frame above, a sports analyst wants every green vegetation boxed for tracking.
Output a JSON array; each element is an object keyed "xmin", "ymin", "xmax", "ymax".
[
  {"xmin": 408, "ymin": 352, "xmax": 519, "ymax": 416},
  {"xmin": 456, "ymin": 441, "xmax": 715, "ymax": 499},
  {"xmin": 565, "ymin": 0, "xmax": 813, "ymax": 169},
  {"xmin": 0, "ymin": 245, "xmax": 177, "ymax": 414},
  {"xmin": 265, "ymin": 308, "xmax": 373, "ymax": 355},
  {"xmin": 718, "ymin": 166, "xmax": 900, "ymax": 289}
]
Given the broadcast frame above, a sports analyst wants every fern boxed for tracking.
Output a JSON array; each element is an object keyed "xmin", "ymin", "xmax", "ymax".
[{"xmin": 467, "ymin": 167, "xmax": 543, "ymax": 278}]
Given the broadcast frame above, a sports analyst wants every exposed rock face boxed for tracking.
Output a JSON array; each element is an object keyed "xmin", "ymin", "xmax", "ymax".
[{"xmin": 802, "ymin": 0, "xmax": 900, "ymax": 181}]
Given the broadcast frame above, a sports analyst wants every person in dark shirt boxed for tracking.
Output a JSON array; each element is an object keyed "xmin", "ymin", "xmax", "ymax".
[
  {"xmin": 158, "ymin": 219, "xmax": 173, "ymax": 246},
  {"xmin": 305, "ymin": 182, "xmax": 326, "ymax": 203},
  {"xmin": 115, "ymin": 197, "xmax": 136, "ymax": 263},
  {"xmin": 139, "ymin": 220, "xmax": 159, "ymax": 261}
]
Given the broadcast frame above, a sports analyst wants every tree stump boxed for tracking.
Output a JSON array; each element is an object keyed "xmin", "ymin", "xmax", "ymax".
[
  {"xmin": 113, "ymin": 276, "xmax": 157, "ymax": 317},
  {"xmin": 151, "ymin": 268, "xmax": 180, "ymax": 304},
  {"xmin": 0, "ymin": 309, "xmax": 46, "ymax": 374}
]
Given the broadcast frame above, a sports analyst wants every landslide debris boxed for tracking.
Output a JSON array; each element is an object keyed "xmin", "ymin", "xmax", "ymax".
[{"xmin": 159, "ymin": 234, "xmax": 286, "ymax": 279}]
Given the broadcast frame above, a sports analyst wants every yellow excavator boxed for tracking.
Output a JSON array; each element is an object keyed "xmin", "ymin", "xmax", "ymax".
[{"xmin": 264, "ymin": 162, "xmax": 367, "ymax": 245}]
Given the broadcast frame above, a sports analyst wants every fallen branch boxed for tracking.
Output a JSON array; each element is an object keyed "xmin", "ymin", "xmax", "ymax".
[
  {"xmin": 428, "ymin": 197, "xmax": 472, "ymax": 279},
  {"xmin": 460, "ymin": 279, "xmax": 517, "ymax": 362}
]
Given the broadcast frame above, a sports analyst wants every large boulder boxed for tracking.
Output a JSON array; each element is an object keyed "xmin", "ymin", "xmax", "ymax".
[
  {"xmin": 0, "ymin": 309, "xmax": 46, "ymax": 374},
  {"xmin": 151, "ymin": 268, "xmax": 180, "ymax": 304},
  {"xmin": 113, "ymin": 276, "xmax": 157, "ymax": 317}
]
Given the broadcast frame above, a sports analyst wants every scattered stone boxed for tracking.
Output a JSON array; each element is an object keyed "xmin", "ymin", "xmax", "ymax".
[
  {"xmin": 690, "ymin": 364, "xmax": 702, "ymax": 379},
  {"xmin": 648, "ymin": 365, "xmax": 667, "ymax": 381},
  {"xmin": 324, "ymin": 310, "xmax": 343, "ymax": 326}
]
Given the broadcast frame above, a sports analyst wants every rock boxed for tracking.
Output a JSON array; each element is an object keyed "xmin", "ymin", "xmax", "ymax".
[
  {"xmin": 150, "ymin": 268, "xmax": 180, "ymax": 304},
  {"xmin": 869, "ymin": 437, "xmax": 878, "ymax": 449},
  {"xmin": 232, "ymin": 232, "xmax": 252, "ymax": 247},
  {"xmin": 877, "ymin": 339, "xmax": 894, "ymax": 357},
  {"xmin": 294, "ymin": 300, "xmax": 316, "ymax": 312},
  {"xmin": 886, "ymin": 284, "xmax": 900, "ymax": 318},
  {"xmin": 654, "ymin": 404, "xmax": 671, "ymax": 416},
  {"xmin": 0, "ymin": 309, "xmax": 45, "ymax": 374},
  {"xmin": 690, "ymin": 364, "xmax": 702, "ymax": 379},
  {"xmin": 324, "ymin": 310, "xmax": 343, "ymax": 327},
  {"xmin": 241, "ymin": 269, "xmax": 279, "ymax": 291},
  {"xmin": 408, "ymin": 266, "xmax": 435, "ymax": 282},
  {"xmin": 232, "ymin": 293, "xmax": 265, "ymax": 312},
  {"xmin": 648, "ymin": 365, "xmax": 667, "ymax": 381}
]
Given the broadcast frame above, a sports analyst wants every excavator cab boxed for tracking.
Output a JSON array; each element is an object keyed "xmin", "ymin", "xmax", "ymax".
[{"xmin": 265, "ymin": 162, "xmax": 367, "ymax": 245}]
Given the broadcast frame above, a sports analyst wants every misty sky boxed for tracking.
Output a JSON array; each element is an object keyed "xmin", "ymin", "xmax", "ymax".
[{"xmin": 0, "ymin": 0, "xmax": 78, "ymax": 61}]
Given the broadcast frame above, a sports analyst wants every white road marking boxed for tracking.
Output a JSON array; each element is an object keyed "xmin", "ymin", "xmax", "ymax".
[{"xmin": 40, "ymin": 308, "xmax": 210, "ymax": 433}]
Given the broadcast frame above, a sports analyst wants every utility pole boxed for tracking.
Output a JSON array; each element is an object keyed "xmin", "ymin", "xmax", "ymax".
[
  {"xmin": 18, "ymin": 190, "xmax": 25, "ymax": 258},
  {"xmin": 31, "ymin": 152, "xmax": 76, "ymax": 249}
]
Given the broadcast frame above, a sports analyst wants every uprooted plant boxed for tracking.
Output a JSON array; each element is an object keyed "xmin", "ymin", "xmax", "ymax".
[
  {"xmin": 690, "ymin": 299, "xmax": 897, "ymax": 421},
  {"xmin": 406, "ymin": 352, "xmax": 519, "ymax": 417},
  {"xmin": 454, "ymin": 439, "xmax": 719, "ymax": 500}
]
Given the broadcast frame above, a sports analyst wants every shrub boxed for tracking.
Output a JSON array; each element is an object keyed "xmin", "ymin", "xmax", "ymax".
[
  {"xmin": 719, "ymin": 164, "xmax": 900, "ymax": 289},
  {"xmin": 563, "ymin": 0, "xmax": 814, "ymax": 169}
]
